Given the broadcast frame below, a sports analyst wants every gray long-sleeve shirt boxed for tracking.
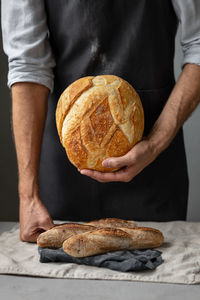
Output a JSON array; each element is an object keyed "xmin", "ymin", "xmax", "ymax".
[{"xmin": 1, "ymin": 0, "xmax": 200, "ymax": 93}]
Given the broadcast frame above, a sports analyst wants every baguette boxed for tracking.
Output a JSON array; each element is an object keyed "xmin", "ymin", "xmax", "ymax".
[
  {"xmin": 37, "ymin": 218, "xmax": 137, "ymax": 248},
  {"xmin": 62, "ymin": 227, "xmax": 164, "ymax": 257},
  {"xmin": 37, "ymin": 223, "xmax": 96, "ymax": 248},
  {"xmin": 119, "ymin": 227, "xmax": 164, "ymax": 248},
  {"xmin": 85, "ymin": 218, "xmax": 137, "ymax": 229}
]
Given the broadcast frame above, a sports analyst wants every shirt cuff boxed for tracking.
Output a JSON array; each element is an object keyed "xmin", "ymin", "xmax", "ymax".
[
  {"xmin": 182, "ymin": 54, "xmax": 200, "ymax": 68},
  {"xmin": 7, "ymin": 63, "xmax": 54, "ymax": 93},
  {"xmin": 181, "ymin": 44, "xmax": 200, "ymax": 68}
]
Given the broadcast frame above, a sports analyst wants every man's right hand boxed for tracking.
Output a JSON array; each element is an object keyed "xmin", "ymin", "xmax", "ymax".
[
  {"xmin": 11, "ymin": 82, "xmax": 52, "ymax": 243},
  {"xmin": 19, "ymin": 197, "xmax": 54, "ymax": 243}
]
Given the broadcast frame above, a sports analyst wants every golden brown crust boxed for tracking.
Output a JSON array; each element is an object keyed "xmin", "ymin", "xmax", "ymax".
[
  {"xmin": 62, "ymin": 227, "xmax": 133, "ymax": 257},
  {"xmin": 52, "ymin": 223, "xmax": 91, "ymax": 229},
  {"xmin": 62, "ymin": 226, "xmax": 164, "ymax": 257},
  {"xmin": 129, "ymin": 226, "xmax": 162, "ymax": 233},
  {"xmin": 37, "ymin": 223, "xmax": 96, "ymax": 248},
  {"xmin": 37, "ymin": 218, "xmax": 164, "ymax": 257},
  {"xmin": 119, "ymin": 227, "xmax": 164, "ymax": 248},
  {"xmin": 90, "ymin": 227, "xmax": 131, "ymax": 238},
  {"xmin": 105, "ymin": 127, "xmax": 130, "ymax": 158},
  {"xmin": 66, "ymin": 126, "xmax": 88, "ymax": 169},
  {"xmin": 55, "ymin": 75, "xmax": 144, "ymax": 172},
  {"xmin": 85, "ymin": 218, "xmax": 137, "ymax": 229},
  {"xmin": 90, "ymin": 97, "xmax": 113, "ymax": 145},
  {"xmin": 37, "ymin": 216, "xmax": 164, "ymax": 256},
  {"xmin": 56, "ymin": 76, "xmax": 94, "ymax": 145}
]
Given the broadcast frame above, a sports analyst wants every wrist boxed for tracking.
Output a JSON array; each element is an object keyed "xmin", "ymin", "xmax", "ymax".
[
  {"xmin": 18, "ymin": 177, "xmax": 40, "ymax": 201},
  {"xmin": 146, "ymin": 122, "xmax": 176, "ymax": 157}
]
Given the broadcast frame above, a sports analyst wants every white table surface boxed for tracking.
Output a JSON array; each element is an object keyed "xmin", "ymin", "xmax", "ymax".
[{"xmin": 0, "ymin": 222, "xmax": 199, "ymax": 300}]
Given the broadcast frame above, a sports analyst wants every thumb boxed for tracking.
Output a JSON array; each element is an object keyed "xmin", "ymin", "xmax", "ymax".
[
  {"xmin": 102, "ymin": 153, "xmax": 133, "ymax": 169},
  {"xmin": 25, "ymin": 229, "xmax": 45, "ymax": 243}
]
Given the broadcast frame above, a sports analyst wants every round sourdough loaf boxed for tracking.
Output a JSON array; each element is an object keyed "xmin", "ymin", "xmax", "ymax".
[{"xmin": 56, "ymin": 75, "xmax": 144, "ymax": 172}]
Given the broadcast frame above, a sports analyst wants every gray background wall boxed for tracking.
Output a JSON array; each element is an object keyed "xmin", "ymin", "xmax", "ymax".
[{"xmin": 0, "ymin": 18, "xmax": 199, "ymax": 221}]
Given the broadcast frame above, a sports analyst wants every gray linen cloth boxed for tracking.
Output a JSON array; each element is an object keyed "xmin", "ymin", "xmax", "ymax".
[
  {"xmin": 38, "ymin": 247, "xmax": 163, "ymax": 272},
  {"xmin": 1, "ymin": 221, "xmax": 200, "ymax": 284}
]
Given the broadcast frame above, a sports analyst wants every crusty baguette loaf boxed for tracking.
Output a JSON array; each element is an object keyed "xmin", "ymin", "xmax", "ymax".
[
  {"xmin": 118, "ymin": 227, "xmax": 164, "ymax": 248},
  {"xmin": 62, "ymin": 226, "xmax": 164, "ymax": 257},
  {"xmin": 37, "ymin": 223, "xmax": 96, "ymax": 248},
  {"xmin": 85, "ymin": 218, "xmax": 137, "ymax": 229},
  {"xmin": 63, "ymin": 228, "xmax": 134, "ymax": 257},
  {"xmin": 37, "ymin": 218, "xmax": 137, "ymax": 248}
]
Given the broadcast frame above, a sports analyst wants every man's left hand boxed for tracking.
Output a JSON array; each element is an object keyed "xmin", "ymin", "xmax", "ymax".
[{"xmin": 80, "ymin": 138, "xmax": 158, "ymax": 183}]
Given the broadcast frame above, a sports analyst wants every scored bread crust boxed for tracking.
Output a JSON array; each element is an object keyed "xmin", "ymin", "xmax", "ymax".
[
  {"xmin": 62, "ymin": 228, "xmax": 133, "ymax": 257},
  {"xmin": 56, "ymin": 75, "xmax": 144, "ymax": 172},
  {"xmin": 120, "ymin": 227, "xmax": 164, "ymax": 248},
  {"xmin": 37, "ymin": 218, "xmax": 137, "ymax": 248},
  {"xmin": 85, "ymin": 217, "xmax": 137, "ymax": 229},
  {"xmin": 62, "ymin": 227, "xmax": 164, "ymax": 257},
  {"xmin": 37, "ymin": 223, "xmax": 96, "ymax": 248}
]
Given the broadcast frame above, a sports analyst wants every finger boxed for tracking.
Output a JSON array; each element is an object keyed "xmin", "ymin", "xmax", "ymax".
[
  {"xmin": 102, "ymin": 153, "xmax": 134, "ymax": 169},
  {"xmin": 31, "ymin": 229, "xmax": 46, "ymax": 243},
  {"xmin": 20, "ymin": 231, "xmax": 40, "ymax": 243},
  {"xmin": 80, "ymin": 167, "xmax": 130, "ymax": 182}
]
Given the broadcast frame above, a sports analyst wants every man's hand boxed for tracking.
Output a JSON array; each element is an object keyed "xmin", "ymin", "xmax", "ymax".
[
  {"xmin": 11, "ymin": 82, "xmax": 53, "ymax": 241},
  {"xmin": 19, "ymin": 197, "xmax": 54, "ymax": 242},
  {"xmin": 80, "ymin": 63, "xmax": 200, "ymax": 183},
  {"xmin": 80, "ymin": 138, "xmax": 157, "ymax": 183}
]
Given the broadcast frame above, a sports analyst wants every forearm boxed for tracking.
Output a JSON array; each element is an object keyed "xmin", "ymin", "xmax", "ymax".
[
  {"xmin": 148, "ymin": 63, "xmax": 200, "ymax": 155},
  {"xmin": 11, "ymin": 82, "xmax": 49, "ymax": 200}
]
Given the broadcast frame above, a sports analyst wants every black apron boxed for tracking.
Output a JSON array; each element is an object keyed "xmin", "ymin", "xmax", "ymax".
[{"xmin": 39, "ymin": 0, "xmax": 189, "ymax": 221}]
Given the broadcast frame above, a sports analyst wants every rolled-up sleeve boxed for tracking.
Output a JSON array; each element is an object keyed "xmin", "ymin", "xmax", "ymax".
[
  {"xmin": 172, "ymin": 0, "xmax": 200, "ymax": 68},
  {"xmin": 1, "ymin": 0, "xmax": 56, "ymax": 92}
]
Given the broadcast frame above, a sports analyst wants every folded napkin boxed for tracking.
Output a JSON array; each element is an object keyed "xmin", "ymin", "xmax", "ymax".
[{"xmin": 38, "ymin": 247, "xmax": 163, "ymax": 272}]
